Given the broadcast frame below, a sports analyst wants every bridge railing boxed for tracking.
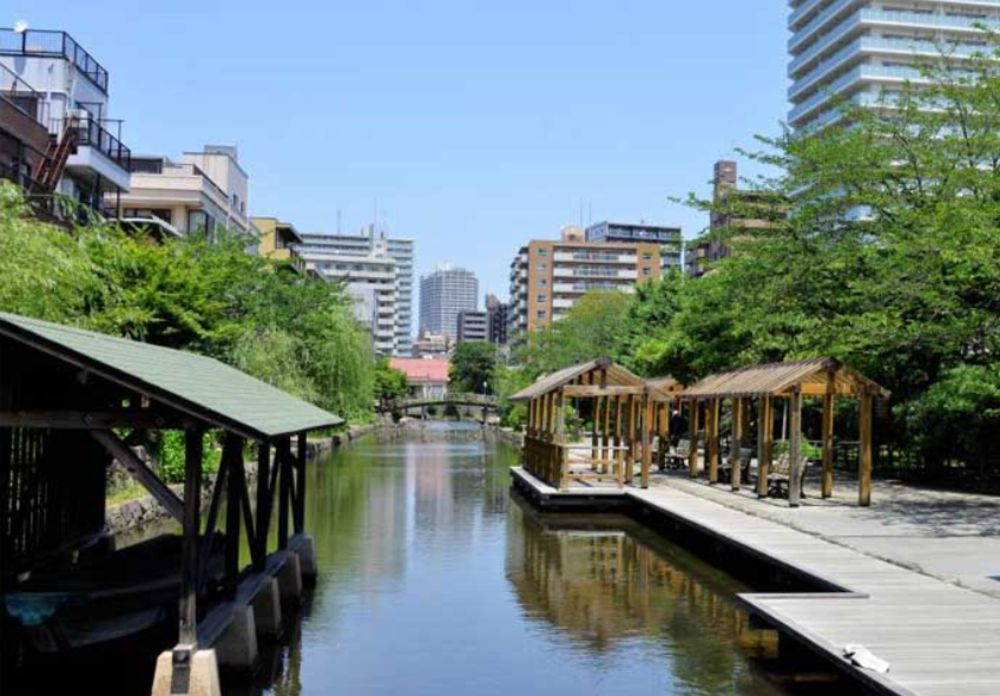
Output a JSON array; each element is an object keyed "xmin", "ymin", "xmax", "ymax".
[{"xmin": 386, "ymin": 392, "xmax": 500, "ymax": 411}]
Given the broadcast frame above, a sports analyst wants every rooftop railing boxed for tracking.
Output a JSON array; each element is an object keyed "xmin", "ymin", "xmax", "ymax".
[{"xmin": 0, "ymin": 29, "xmax": 109, "ymax": 93}]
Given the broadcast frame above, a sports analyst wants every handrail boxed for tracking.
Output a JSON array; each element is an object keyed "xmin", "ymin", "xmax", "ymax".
[
  {"xmin": 51, "ymin": 116, "xmax": 131, "ymax": 171},
  {"xmin": 0, "ymin": 28, "xmax": 109, "ymax": 93}
]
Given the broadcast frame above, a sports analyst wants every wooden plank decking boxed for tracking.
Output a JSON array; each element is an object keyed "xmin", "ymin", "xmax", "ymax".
[{"xmin": 512, "ymin": 467, "xmax": 1000, "ymax": 696}]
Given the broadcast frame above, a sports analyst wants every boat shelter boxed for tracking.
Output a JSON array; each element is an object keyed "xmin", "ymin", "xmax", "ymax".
[
  {"xmin": 510, "ymin": 358, "xmax": 683, "ymax": 490},
  {"xmin": 0, "ymin": 312, "xmax": 341, "ymax": 693},
  {"xmin": 680, "ymin": 358, "xmax": 888, "ymax": 507}
]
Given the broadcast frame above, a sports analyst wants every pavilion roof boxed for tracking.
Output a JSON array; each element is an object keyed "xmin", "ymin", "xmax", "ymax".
[
  {"xmin": 681, "ymin": 358, "xmax": 888, "ymax": 400},
  {"xmin": 509, "ymin": 358, "xmax": 645, "ymax": 402},
  {"xmin": 0, "ymin": 312, "xmax": 343, "ymax": 440}
]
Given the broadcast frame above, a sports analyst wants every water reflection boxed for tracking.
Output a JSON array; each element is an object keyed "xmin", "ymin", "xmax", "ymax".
[{"xmin": 239, "ymin": 428, "xmax": 839, "ymax": 696}]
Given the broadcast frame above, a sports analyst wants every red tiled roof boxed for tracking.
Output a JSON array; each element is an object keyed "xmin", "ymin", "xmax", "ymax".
[{"xmin": 389, "ymin": 358, "xmax": 450, "ymax": 383}]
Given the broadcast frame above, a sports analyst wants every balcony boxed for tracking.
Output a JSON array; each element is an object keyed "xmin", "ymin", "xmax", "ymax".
[
  {"xmin": 0, "ymin": 62, "xmax": 48, "ymax": 125},
  {"xmin": 0, "ymin": 29, "xmax": 109, "ymax": 93}
]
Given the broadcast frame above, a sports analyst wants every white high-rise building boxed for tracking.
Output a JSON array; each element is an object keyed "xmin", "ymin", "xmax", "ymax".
[
  {"xmin": 419, "ymin": 265, "xmax": 478, "ymax": 340},
  {"xmin": 788, "ymin": 1, "xmax": 1000, "ymax": 131},
  {"xmin": 297, "ymin": 226, "xmax": 415, "ymax": 357}
]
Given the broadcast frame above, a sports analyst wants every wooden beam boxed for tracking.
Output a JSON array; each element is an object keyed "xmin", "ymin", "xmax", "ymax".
[
  {"xmin": 179, "ymin": 428, "xmax": 203, "ymax": 645},
  {"xmin": 789, "ymin": 391, "xmax": 803, "ymax": 507},
  {"xmin": 859, "ymin": 393, "xmax": 873, "ymax": 507},
  {"xmin": 707, "ymin": 398, "xmax": 720, "ymax": 484},
  {"xmin": 0, "ymin": 409, "xmax": 189, "ymax": 430},
  {"xmin": 657, "ymin": 402, "xmax": 669, "ymax": 472},
  {"xmin": 254, "ymin": 442, "xmax": 271, "ymax": 571},
  {"xmin": 278, "ymin": 437, "xmax": 292, "ymax": 550},
  {"xmin": 602, "ymin": 393, "xmax": 612, "ymax": 474},
  {"xmin": 224, "ymin": 434, "xmax": 242, "ymax": 600},
  {"xmin": 757, "ymin": 397, "xmax": 773, "ymax": 499},
  {"xmin": 591, "ymin": 395, "xmax": 600, "ymax": 471},
  {"xmin": 689, "ymin": 399, "xmax": 700, "ymax": 479},
  {"xmin": 295, "ymin": 433, "xmax": 307, "ymax": 534},
  {"xmin": 562, "ymin": 385, "xmax": 646, "ymax": 398},
  {"xmin": 822, "ymin": 379, "xmax": 836, "ymax": 499},
  {"xmin": 91, "ymin": 430, "xmax": 185, "ymax": 522},
  {"xmin": 555, "ymin": 389, "xmax": 568, "ymax": 489},
  {"xmin": 731, "ymin": 397, "xmax": 745, "ymax": 491},
  {"xmin": 641, "ymin": 393, "xmax": 652, "ymax": 489}
]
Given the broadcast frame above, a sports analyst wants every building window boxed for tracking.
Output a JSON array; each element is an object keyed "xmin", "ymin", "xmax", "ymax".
[
  {"xmin": 188, "ymin": 210, "xmax": 215, "ymax": 235},
  {"xmin": 537, "ymin": 294, "xmax": 547, "ymax": 303},
  {"xmin": 643, "ymin": 267, "xmax": 652, "ymax": 276},
  {"xmin": 537, "ymin": 310, "xmax": 547, "ymax": 320},
  {"xmin": 537, "ymin": 264, "xmax": 548, "ymax": 271},
  {"xmin": 537, "ymin": 248, "xmax": 548, "ymax": 256},
  {"xmin": 537, "ymin": 279, "xmax": 547, "ymax": 288},
  {"xmin": 643, "ymin": 253, "xmax": 653, "ymax": 261}
]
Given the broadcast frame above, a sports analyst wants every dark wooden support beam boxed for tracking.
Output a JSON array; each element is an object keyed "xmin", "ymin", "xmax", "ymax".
[
  {"xmin": 254, "ymin": 442, "xmax": 272, "ymax": 572},
  {"xmin": 0, "ymin": 410, "xmax": 188, "ymax": 430},
  {"xmin": 278, "ymin": 437, "xmax": 291, "ymax": 550},
  {"xmin": 224, "ymin": 434, "xmax": 242, "ymax": 600},
  {"xmin": 859, "ymin": 393, "xmax": 874, "ymax": 507},
  {"xmin": 689, "ymin": 399, "xmax": 700, "ymax": 479},
  {"xmin": 232, "ymin": 440, "xmax": 260, "ymax": 570},
  {"xmin": 294, "ymin": 433, "xmax": 307, "ymax": 535},
  {"xmin": 198, "ymin": 448, "xmax": 229, "ymax": 595},
  {"xmin": 91, "ymin": 430, "xmax": 185, "ymax": 522},
  {"xmin": 179, "ymin": 429, "xmax": 203, "ymax": 646}
]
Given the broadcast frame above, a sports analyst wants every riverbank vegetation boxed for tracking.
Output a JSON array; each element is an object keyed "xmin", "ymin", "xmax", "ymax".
[
  {"xmin": 504, "ymin": 47, "xmax": 1000, "ymax": 483},
  {"xmin": 0, "ymin": 185, "xmax": 377, "ymax": 430}
]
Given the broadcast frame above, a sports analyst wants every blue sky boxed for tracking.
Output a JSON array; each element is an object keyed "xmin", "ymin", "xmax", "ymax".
[{"xmin": 11, "ymin": 1, "xmax": 789, "ymax": 300}]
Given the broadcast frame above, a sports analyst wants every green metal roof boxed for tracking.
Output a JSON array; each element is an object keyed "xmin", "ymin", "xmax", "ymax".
[{"xmin": 0, "ymin": 312, "xmax": 344, "ymax": 440}]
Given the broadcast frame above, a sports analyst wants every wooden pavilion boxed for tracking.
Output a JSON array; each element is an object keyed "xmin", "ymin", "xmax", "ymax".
[
  {"xmin": 680, "ymin": 358, "xmax": 888, "ymax": 507},
  {"xmin": 0, "ymin": 312, "xmax": 341, "ymax": 694},
  {"xmin": 510, "ymin": 358, "xmax": 684, "ymax": 491}
]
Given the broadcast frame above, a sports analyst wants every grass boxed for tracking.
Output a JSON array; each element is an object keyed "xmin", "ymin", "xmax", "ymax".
[{"xmin": 106, "ymin": 483, "xmax": 149, "ymax": 507}]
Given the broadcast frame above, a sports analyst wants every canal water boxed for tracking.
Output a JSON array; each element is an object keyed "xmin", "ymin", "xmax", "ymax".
[
  {"xmin": 235, "ymin": 423, "xmax": 840, "ymax": 696},
  {"xmin": 11, "ymin": 423, "xmax": 845, "ymax": 695}
]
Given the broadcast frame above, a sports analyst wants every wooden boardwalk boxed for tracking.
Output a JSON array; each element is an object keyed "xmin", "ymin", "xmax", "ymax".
[{"xmin": 511, "ymin": 468, "xmax": 1000, "ymax": 696}]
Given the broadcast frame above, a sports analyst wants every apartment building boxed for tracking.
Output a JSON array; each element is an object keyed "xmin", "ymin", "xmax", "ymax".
[
  {"xmin": 0, "ymin": 62, "xmax": 49, "ymax": 198},
  {"xmin": 457, "ymin": 311, "xmax": 488, "ymax": 343},
  {"xmin": 485, "ymin": 294, "xmax": 510, "ymax": 346},
  {"xmin": 0, "ymin": 28, "xmax": 131, "ymax": 219},
  {"xmin": 686, "ymin": 160, "xmax": 787, "ymax": 278},
  {"xmin": 419, "ymin": 265, "xmax": 479, "ymax": 340},
  {"xmin": 117, "ymin": 146, "xmax": 253, "ymax": 236},
  {"xmin": 788, "ymin": 0, "xmax": 1000, "ymax": 131},
  {"xmin": 508, "ymin": 226, "xmax": 662, "ymax": 335},
  {"xmin": 585, "ymin": 220, "xmax": 684, "ymax": 272},
  {"xmin": 297, "ymin": 228, "xmax": 414, "ymax": 356},
  {"xmin": 251, "ymin": 217, "xmax": 306, "ymax": 273}
]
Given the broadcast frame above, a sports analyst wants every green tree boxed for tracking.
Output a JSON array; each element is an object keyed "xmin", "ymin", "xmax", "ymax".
[
  {"xmin": 373, "ymin": 358, "xmax": 409, "ymax": 406},
  {"xmin": 450, "ymin": 341, "xmax": 498, "ymax": 394}
]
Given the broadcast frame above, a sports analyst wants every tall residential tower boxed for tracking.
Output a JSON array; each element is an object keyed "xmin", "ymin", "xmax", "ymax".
[
  {"xmin": 788, "ymin": 1, "xmax": 1000, "ymax": 131},
  {"xmin": 419, "ymin": 265, "xmax": 478, "ymax": 340}
]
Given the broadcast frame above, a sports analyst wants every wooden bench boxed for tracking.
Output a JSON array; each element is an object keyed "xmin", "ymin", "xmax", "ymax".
[
  {"xmin": 766, "ymin": 453, "xmax": 809, "ymax": 498},
  {"xmin": 662, "ymin": 439, "xmax": 691, "ymax": 471},
  {"xmin": 719, "ymin": 447, "xmax": 753, "ymax": 483}
]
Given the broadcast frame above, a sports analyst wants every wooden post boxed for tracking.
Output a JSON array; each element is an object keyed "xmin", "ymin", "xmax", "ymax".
[
  {"xmin": 688, "ymin": 399, "xmax": 700, "ymax": 478},
  {"xmin": 615, "ymin": 396, "xmax": 625, "ymax": 487},
  {"xmin": 657, "ymin": 402, "xmax": 669, "ymax": 471},
  {"xmin": 602, "ymin": 394, "xmax": 612, "ymax": 473},
  {"xmin": 179, "ymin": 428, "xmax": 203, "ymax": 645},
  {"xmin": 625, "ymin": 394, "xmax": 637, "ymax": 484},
  {"xmin": 822, "ymin": 385, "xmax": 836, "ymax": 499},
  {"xmin": 731, "ymin": 397, "xmax": 745, "ymax": 491},
  {"xmin": 757, "ymin": 397, "xmax": 773, "ymax": 498},
  {"xmin": 255, "ymin": 441, "xmax": 271, "ymax": 570},
  {"xmin": 789, "ymin": 390, "xmax": 803, "ymax": 507},
  {"xmin": 859, "ymin": 393, "xmax": 873, "ymax": 507},
  {"xmin": 278, "ymin": 437, "xmax": 292, "ymax": 550},
  {"xmin": 555, "ymin": 389, "xmax": 568, "ymax": 489},
  {"xmin": 641, "ymin": 393, "xmax": 652, "ymax": 489},
  {"xmin": 591, "ymin": 396, "xmax": 600, "ymax": 470},
  {"xmin": 294, "ymin": 433, "xmax": 307, "ymax": 534},
  {"xmin": 224, "ymin": 433, "xmax": 242, "ymax": 600},
  {"xmin": 707, "ymin": 398, "xmax": 720, "ymax": 484}
]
